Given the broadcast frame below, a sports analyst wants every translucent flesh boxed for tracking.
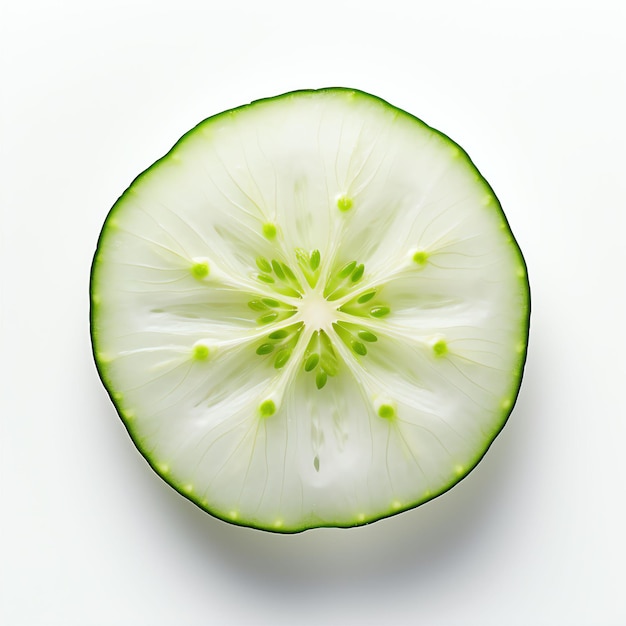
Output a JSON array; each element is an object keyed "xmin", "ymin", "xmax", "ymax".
[{"xmin": 91, "ymin": 89, "xmax": 529, "ymax": 532}]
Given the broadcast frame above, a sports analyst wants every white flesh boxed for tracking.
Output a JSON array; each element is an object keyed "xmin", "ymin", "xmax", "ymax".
[{"xmin": 91, "ymin": 89, "xmax": 529, "ymax": 532}]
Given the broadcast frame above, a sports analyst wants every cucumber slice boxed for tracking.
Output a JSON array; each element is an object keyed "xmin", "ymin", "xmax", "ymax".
[{"xmin": 91, "ymin": 88, "xmax": 529, "ymax": 533}]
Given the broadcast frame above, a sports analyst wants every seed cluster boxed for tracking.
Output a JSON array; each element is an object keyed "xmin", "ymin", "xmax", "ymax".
[{"xmin": 247, "ymin": 248, "xmax": 391, "ymax": 390}]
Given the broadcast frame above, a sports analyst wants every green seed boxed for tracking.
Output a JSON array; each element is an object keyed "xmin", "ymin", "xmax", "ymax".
[
  {"xmin": 262, "ymin": 222, "xmax": 277, "ymax": 239},
  {"xmin": 274, "ymin": 286, "xmax": 301, "ymax": 298},
  {"xmin": 268, "ymin": 329, "xmax": 289, "ymax": 340},
  {"xmin": 256, "ymin": 343, "xmax": 274, "ymax": 355},
  {"xmin": 358, "ymin": 330, "xmax": 378, "ymax": 342},
  {"xmin": 304, "ymin": 353, "xmax": 320, "ymax": 371},
  {"xmin": 413, "ymin": 251, "xmax": 429, "ymax": 266},
  {"xmin": 261, "ymin": 297, "xmax": 281, "ymax": 308},
  {"xmin": 370, "ymin": 306, "xmax": 390, "ymax": 318},
  {"xmin": 192, "ymin": 344, "xmax": 210, "ymax": 360},
  {"xmin": 351, "ymin": 264, "xmax": 365, "ymax": 282},
  {"xmin": 248, "ymin": 300, "xmax": 267, "ymax": 311},
  {"xmin": 259, "ymin": 399, "xmax": 276, "ymax": 418},
  {"xmin": 378, "ymin": 404, "xmax": 396, "ymax": 419},
  {"xmin": 310, "ymin": 249, "xmax": 320, "ymax": 270},
  {"xmin": 258, "ymin": 312, "xmax": 279, "ymax": 324},
  {"xmin": 271, "ymin": 259, "xmax": 285, "ymax": 280},
  {"xmin": 274, "ymin": 349, "xmax": 291, "ymax": 369},
  {"xmin": 316, "ymin": 370, "xmax": 328, "ymax": 389},
  {"xmin": 257, "ymin": 274, "xmax": 275, "ymax": 284},
  {"xmin": 352, "ymin": 341, "xmax": 367, "ymax": 356},
  {"xmin": 337, "ymin": 195, "xmax": 353, "ymax": 212},
  {"xmin": 433, "ymin": 339, "xmax": 448, "ymax": 356},
  {"xmin": 282, "ymin": 263, "xmax": 297, "ymax": 281},
  {"xmin": 256, "ymin": 257, "xmax": 272, "ymax": 272},
  {"xmin": 357, "ymin": 290, "xmax": 376, "ymax": 304},
  {"xmin": 338, "ymin": 261, "xmax": 357, "ymax": 278},
  {"xmin": 191, "ymin": 262, "xmax": 209, "ymax": 279}
]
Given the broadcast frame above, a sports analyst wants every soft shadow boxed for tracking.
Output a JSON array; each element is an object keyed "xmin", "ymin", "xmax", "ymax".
[{"xmin": 138, "ymin": 363, "xmax": 541, "ymax": 603}]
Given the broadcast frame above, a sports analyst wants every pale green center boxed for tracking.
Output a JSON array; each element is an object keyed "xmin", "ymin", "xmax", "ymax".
[
  {"xmin": 299, "ymin": 291, "xmax": 338, "ymax": 330},
  {"xmin": 246, "ymin": 248, "xmax": 390, "ymax": 391}
]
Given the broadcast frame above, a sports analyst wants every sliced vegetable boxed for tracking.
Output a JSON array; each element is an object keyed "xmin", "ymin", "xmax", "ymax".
[{"xmin": 91, "ymin": 88, "xmax": 530, "ymax": 533}]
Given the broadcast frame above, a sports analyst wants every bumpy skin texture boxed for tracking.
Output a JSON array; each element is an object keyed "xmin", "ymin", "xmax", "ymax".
[{"xmin": 91, "ymin": 88, "xmax": 530, "ymax": 533}]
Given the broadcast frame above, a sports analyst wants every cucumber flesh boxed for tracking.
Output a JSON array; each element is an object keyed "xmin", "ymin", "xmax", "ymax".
[{"xmin": 91, "ymin": 88, "xmax": 530, "ymax": 533}]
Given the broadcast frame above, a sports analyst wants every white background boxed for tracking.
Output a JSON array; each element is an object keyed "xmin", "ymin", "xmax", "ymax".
[{"xmin": 1, "ymin": 1, "xmax": 625, "ymax": 624}]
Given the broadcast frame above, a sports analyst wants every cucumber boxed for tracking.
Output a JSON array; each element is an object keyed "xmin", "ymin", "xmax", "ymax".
[{"xmin": 91, "ymin": 88, "xmax": 529, "ymax": 533}]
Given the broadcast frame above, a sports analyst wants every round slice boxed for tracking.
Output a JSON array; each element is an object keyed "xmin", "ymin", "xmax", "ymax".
[{"xmin": 91, "ymin": 88, "xmax": 530, "ymax": 533}]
